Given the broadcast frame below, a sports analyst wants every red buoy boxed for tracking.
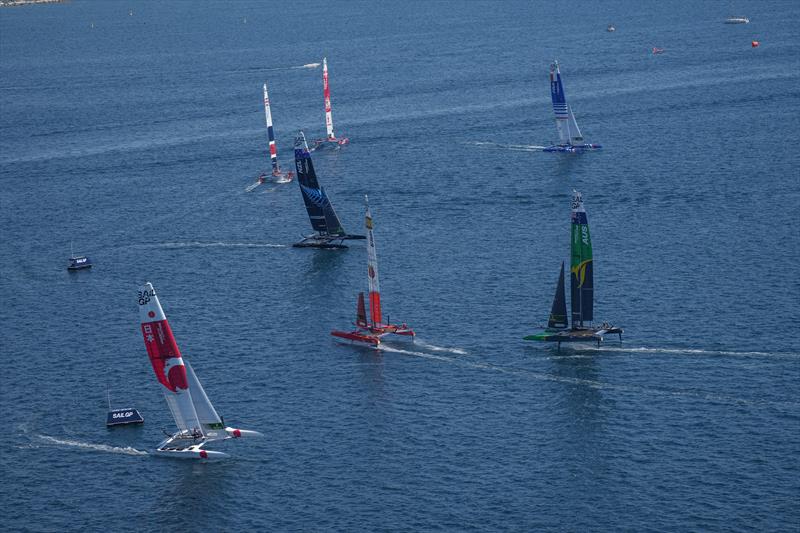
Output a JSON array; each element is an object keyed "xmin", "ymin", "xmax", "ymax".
[{"xmin": 752, "ymin": 40, "xmax": 760, "ymax": 47}]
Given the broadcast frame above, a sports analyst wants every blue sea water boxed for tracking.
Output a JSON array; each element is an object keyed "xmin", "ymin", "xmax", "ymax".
[{"xmin": 1, "ymin": 0, "xmax": 799, "ymax": 531}]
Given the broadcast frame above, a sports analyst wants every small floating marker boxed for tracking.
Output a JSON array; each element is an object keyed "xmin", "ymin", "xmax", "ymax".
[
  {"xmin": 751, "ymin": 40, "xmax": 760, "ymax": 47},
  {"xmin": 652, "ymin": 47, "xmax": 665, "ymax": 55}
]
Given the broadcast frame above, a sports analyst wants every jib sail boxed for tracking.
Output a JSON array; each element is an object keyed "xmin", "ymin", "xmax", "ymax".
[{"xmin": 548, "ymin": 261, "xmax": 569, "ymax": 329}]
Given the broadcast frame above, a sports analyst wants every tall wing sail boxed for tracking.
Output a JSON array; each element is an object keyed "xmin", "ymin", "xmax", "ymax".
[
  {"xmin": 356, "ymin": 292, "xmax": 368, "ymax": 327},
  {"xmin": 323, "ymin": 57, "xmax": 335, "ymax": 139},
  {"xmin": 263, "ymin": 82, "xmax": 279, "ymax": 173},
  {"xmin": 550, "ymin": 61, "xmax": 571, "ymax": 145},
  {"xmin": 548, "ymin": 261, "xmax": 569, "ymax": 329},
  {"xmin": 550, "ymin": 61, "xmax": 584, "ymax": 145},
  {"xmin": 294, "ymin": 132, "xmax": 346, "ymax": 236},
  {"xmin": 184, "ymin": 361, "xmax": 226, "ymax": 441},
  {"xmin": 137, "ymin": 283, "xmax": 202, "ymax": 434},
  {"xmin": 570, "ymin": 191, "xmax": 594, "ymax": 326},
  {"xmin": 364, "ymin": 196, "xmax": 382, "ymax": 326}
]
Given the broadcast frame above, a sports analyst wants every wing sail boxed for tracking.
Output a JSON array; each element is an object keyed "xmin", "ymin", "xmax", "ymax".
[
  {"xmin": 364, "ymin": 196, "xmax": 382, "ymax": 326},
  {"xmin": 323, "ymin": 57, "xmax": 335, "ymax": 139},
  {"xmin": 294, "ymin": 132, "xmax": 346, "ymax": 236},
  {"xmin": 137, "ymin": 283, "xmax": 202, "ymax": 434},
  {"xmin": 263, "ymin": 82, "xmax": 279, "ymax": 173},
  {"xmin": 570, "ymin": 191, "xmax": 594, "ymax": 326},
  {"xmin": 550, "ymin": 61, "xmax": 571, "ymax": 145}
]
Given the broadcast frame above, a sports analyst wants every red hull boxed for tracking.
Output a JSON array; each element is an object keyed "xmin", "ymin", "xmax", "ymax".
[{"xmin": 331, "ymin": 330, "xmax": 381, "ymax": 345}]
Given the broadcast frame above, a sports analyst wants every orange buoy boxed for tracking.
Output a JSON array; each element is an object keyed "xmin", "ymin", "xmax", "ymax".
[{"xmin": 751, "ymin": 40, "xmax": 760, "ymax": 47}]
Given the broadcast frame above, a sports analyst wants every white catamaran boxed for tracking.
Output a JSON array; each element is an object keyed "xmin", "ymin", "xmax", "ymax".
[
  {"xmin": 543, "ymin": 60, "xmax": 601, "ymax": 153},
  {"xmin": 137, "ymin": 282, "xmax": 261, "ymax": 459}
]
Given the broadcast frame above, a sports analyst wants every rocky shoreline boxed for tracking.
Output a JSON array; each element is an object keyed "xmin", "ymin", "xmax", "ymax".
[{"xmin": 0, "ymin": 0, "xmax": 66, "ymax": 7}]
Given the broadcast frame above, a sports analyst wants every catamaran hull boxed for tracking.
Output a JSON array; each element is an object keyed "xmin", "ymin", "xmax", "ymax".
[
  {"xmin": 311, "ymin": 137, "xmax": 349, "ymax": 151},
  {"xmin": 154, "ymin": 448, "xmax": 229, "ymax": 460},
  {"xmin": 523, "ymin": 327, "xmax": 623, "ymax": 345},
  {"xmin": 331, "ymin": 330, "xmax": 381, "ymax": 345},
  {"xmin": 543, "ymin": 143, "xmax": 602, "ymax": 153}
]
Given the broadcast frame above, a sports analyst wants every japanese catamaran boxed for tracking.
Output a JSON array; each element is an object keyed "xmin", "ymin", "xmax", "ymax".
[
  {"xmin": 543, "ymin": 60, "xmax": 601, "ymax": 153},
  {"xmin": 311, "ymin": 57, "xmax": 349, "ymax": 150},
  {"xmin": 137, "ymin": 282, "xmax": 261, "ymax": 459},
  {"xmin": 256, "ymin": 82, "xmax": 294, "ymax": 186},
  {"xmin": 293, "ymin": 131, "xmax": 364, "ymax": 248},
  {"xmin": 524, "ymin": 191, "xmax": 622, "ymax": 347},
  {"xmin": 332, "ymin": 195, "xmax": 415, "ymax": 346}
]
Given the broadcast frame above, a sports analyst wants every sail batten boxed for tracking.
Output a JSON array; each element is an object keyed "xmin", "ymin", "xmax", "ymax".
[
  {"xmin": 570, "ymin": 191, "xmax": 594, "ymax": 326},
  {"xmin": 294, "ymin": 132, "xmax": 346, "ymax": 236}
]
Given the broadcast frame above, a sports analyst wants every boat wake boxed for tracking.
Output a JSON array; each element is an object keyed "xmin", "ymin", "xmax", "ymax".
[
  {"xmin": 585, "ymin": 346, "xmax": 800, "ymax": 359},
  {"xmin": 378, "ymin": 345, "xmax": 454, "ymax": 362},
  {"xmin": 467, "ymin": 141, "xmax": 546, "ymax": 152},
  {"xmin": 154, "ymin": 241, "xmax": 287, "ymax": 249},
  {"xmin": 294, "ymin": 62, "xmax": 321, "ymax": 69},
  {"xmin": 413, "ymin": 340, "xmax": 468, "ymax": 355},
  {"xmin": 38, "ymin": 435, "xmax": 148, "ymax": 456}
]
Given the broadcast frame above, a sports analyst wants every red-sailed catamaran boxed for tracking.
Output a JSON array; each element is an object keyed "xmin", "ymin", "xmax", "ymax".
[
  {"xmin": 311, "ymin": 57, "xmax": 349, "ymax": 150},
  {"xmin": 257, "ymin": 82, "xmax": 294, "ymax": 185},
  {"xmin": 523, "ymin": 191, "xmax": 622, "ymax": 348},
  {"xmin": 331, "ymin": 196, "xmax": 414, "ymax": 346},
  {"xmin": 137, "ymin": 282, "xmax": 262, "ymax": 459},
  {"xmin": 543, "ymin": 60, "xmax": 601, "ymax": 153}
]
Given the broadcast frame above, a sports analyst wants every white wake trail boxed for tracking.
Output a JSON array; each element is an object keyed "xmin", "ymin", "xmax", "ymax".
[
  {"xmin": 414, "ymin": 340, "xmax": 468, "ymax": 355},
  {"xmin": 39, "ymin": 435, "xmax": 148, "ymax": 456}
]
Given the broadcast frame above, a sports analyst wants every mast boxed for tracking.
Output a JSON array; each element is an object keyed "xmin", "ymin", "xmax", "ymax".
[
  {"xmin": 365, "ymin": 195, "xmax": 381, "ymax": 326},
  {"xmin": 570, "ymin": 191, "xmax": 594, "ymax": 327},
  {"xmin": 263, "ymin": 82, "xmax": 279, "ymax": 173},
  {"xmin": 323, "ymin": 57, "xmax": 335, "ymax": 140}
]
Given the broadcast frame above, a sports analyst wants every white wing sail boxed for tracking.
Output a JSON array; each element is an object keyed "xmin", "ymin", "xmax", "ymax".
[{"xmin": 137, "ymin": 283, "xmax": 203, "ymax": 435}]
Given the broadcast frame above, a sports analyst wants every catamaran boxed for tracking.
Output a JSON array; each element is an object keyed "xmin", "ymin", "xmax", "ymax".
[
  {"xmin": 256, "ymin": 82, "xmax": 294, "ymax": 186},
  {"xmin": 331, "ymin": 195, "xmax": 415, "ymax": 346},
  {"xmin": 311, "ymin": 57, "xmax": 349, "ymax": 151},
  {"xmin": 137, "ymin": 282, "xmax": 261, "ymax": 459},
  {"xmin": 543, "ymin": 60, "xmax": 601, "ymax": 153},
  {"xmin": 524, "ymin": 191, "xmax": 622, "ymax": 348},
  {"xmin": 293, "ymin": 131, "xmax": 364, "ymax": 248}
]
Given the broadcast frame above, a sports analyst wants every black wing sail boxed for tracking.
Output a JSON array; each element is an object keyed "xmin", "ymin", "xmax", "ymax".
[
  {"xmin": 294, "ymin": 132, "xmax": 346, "ymax": 236},
  {"xmin": 548, "ymin": 262, "xmax": 569, "ymax": 329}
]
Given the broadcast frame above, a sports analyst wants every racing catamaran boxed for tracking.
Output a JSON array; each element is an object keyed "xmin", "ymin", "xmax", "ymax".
[
  {"xmin": 255, "ymin": 82, "xmax": 294, "ymax": 186},
  {"xmin": 524, "ymin": 191, "xmax": 622, "ymax": 347},
  {"xmin": 331, "ymin": 196, "xmax": 415, "ymax": 346},
  {"xmin": 543, "ymin": 60, "xmax": 601, "ymax": 153},
  {"xmin": 311, "ymin": 57, "xmax": 349, "ymax": 150},
  {"xmin": 293, "ymin": 131, "xmax": 364, "ymax": 248},
  {"xmin": 137, "ymin": 282, "xmax": 261, "ymax": 459}
]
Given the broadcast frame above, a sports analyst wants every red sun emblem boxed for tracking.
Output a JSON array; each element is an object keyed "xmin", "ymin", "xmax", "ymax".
[
  {"xmin": 148, "ymin": 311, "xmax": 155, "ymax": 318},
  {"xmin": 368, "ymin": 266, "xmax": 375, "ymax": 278}
]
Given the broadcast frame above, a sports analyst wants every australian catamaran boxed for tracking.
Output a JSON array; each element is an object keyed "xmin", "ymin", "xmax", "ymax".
[
  {"xmin": 254, "ymin": 82, "xmax": 294, "ymax": 187},
  {"xmin": 331, "ymin": 195, "xmax": 415, "ymax": 346},
  {"xmin": 311, "ymin": 57, "xmax": 349, "ymax": 151},
  {"xmin": 543, "ymin": 60, "xmax": 601, "ymax": 153},
  {"xmin": 137, "ymin": 282, "xmax": 261, "ymax": 459},
  {"xmin": 524, "ymin": 191, "xmax": 622, "ymax": 347},
  {"xmin": 293, "ymin": 131, "xmax": 364, "ymax": 248}
]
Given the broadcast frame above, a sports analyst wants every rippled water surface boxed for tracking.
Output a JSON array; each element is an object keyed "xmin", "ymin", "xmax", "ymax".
[{"xmin": 2, "ymin": 1, "xmax": 799, "ymax": 531}]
